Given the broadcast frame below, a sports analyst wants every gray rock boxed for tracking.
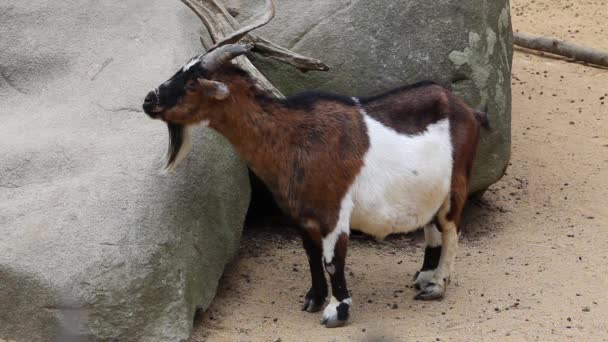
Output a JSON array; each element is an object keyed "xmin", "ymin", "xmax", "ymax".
[
  {"xmin": 0, "ymin": 0, "xmax": 249, "ymax": 341},
  {"xmin": 231, "ymin": 0, "xmax": 513, "ymax": 192}
]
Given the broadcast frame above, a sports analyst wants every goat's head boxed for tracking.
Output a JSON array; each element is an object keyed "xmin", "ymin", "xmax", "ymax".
[
  {"xmin": 142, "ymin": 44, "xmax": 252, "ymax": 125},
  {"xmin": 142, "ymin": 44, "xmax": 253, "ymax": 172},
  {"xmin": 142, "ymin": 0, "xmax": 276, "ymax": 172}
]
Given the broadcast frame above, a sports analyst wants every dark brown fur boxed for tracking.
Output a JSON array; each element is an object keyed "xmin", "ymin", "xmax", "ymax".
[
  {"xmin": 362, "ymin": 81, "xmax": 450, "ymax": 135},
  {"xmin": 162, "ymin": 64, "xmax": 482, "ymax": 237},
  {"xmin": 162, "ymin": 67, "xmax": 370, "ymax": 237},
  {"xmin": 445, "ymin": 95, "xmax": 482, "ymax": 229}
]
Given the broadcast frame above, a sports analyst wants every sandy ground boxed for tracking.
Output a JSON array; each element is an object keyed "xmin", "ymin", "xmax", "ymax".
[{"xmin": 193, "ymin": 0, "xmax": 608, "ymax": 340}]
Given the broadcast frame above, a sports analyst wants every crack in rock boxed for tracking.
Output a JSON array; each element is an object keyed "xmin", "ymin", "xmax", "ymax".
[
  {"xmin": 288, "ymin": 0, "xmax": 358, "ymax": 50},
  {"xmin": 96, "ymin": 102, "xmax": 143, "ymax": 114},
  {"xmin": 91, "ymin": 58, "xmax": 114, "ymax": 81},
  {"xmin": 0, "ymin": 68, "xmax": 27, "ymax": 95}
]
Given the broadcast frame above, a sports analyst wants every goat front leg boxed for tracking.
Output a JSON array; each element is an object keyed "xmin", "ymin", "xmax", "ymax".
[
  {"xmin": 300, "ymin": 227, "xmax": 328, "ymax": 313},
  {"xmin": 321, "ymin": 232, "xmax": 350, "ymax": 328},
  {"xmin": 320, "ymin": 199, "xmax": 353, "ymax": 328}
]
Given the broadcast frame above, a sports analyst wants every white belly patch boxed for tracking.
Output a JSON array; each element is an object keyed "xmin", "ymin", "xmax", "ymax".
[{"xmin": 349, "ymin": 113, "xmax": 453, "ymax": 239}]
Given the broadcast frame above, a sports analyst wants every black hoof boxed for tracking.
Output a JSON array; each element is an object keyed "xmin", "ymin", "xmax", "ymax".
[
  {"xmin": 302, "ymin": 289, "xmax": 326, "ymax": 313},
  {"xmin": 302, "ymin": 296, "xmax": 325, "ymax": 313}
]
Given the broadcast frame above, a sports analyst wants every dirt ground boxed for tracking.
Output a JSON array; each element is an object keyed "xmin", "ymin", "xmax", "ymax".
[{"xmin": 193, "ymin": 0, "xmax": 608, "ymax": 340}]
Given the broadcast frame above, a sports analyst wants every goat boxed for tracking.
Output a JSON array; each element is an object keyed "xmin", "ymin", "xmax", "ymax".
[{"xmin": 142, "ymin": 8, "xmax": 488, "ymax": 329}]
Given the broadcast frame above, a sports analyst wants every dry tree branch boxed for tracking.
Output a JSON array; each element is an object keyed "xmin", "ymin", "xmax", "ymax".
[
  {"xmin": 202, "ymin": 0, "xmax": 328, "ymax": 71},
  {"xmin": 514, "ymin": 32, "xmax": 608, "ymax": 67},
  {"xmin": 181, "ymin": 0, "xmax": 283, "ymax": 97},
  {"xmin": 182, "ymin": 0, "xmax": 329, "ymax": 73},
  {"xmin": 180, "ymin": 0, "xmax": 222, "ymax": 43},
  {"xmin": 202, "ymin": 0, "xmax": 329, "ymax": 71},
  {"xmin": 206, "ymin": 0, "xmax": 276, "ymax": 49},
  {"xmin": 248, "ymin": 35, "xmax": 330, "ymax": 72}
]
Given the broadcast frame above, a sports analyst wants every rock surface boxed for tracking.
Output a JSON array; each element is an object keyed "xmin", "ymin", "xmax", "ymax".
[
  {"xmin": 231, "ymin": 0, "xmax": 513, "ymax": 192},
  {"xmin": 0, "ymin": 1, "xmax": 249, "ymax": 341}
]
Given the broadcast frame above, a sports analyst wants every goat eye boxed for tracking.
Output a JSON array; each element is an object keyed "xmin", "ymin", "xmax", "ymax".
[{"xmin": 185, "ymin": 82, "xmax": 196, "ymax": 91}]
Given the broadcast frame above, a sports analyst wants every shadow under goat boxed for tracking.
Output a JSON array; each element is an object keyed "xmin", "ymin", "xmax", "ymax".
[
  {"xmin": 246, "ymin": 170, "xmax": 293, "ymax": 225},
  {"xmin": 142, "ymin": 43, "xmax": 488, "ymax": 328}
]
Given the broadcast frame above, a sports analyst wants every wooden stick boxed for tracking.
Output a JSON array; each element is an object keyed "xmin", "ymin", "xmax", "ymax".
[
  {"xmin": 182, "ymin": 0, "xmax": 284, "ymax": 98},
  {"xmin": 513, "ymin": 32, "xmax": 608, "ymax": 67},
  {"xmin": 183, "ymin": 0, "xmax": 329, "ymax": 72},
  {"xmin": 206, "ymin": 0, "xmax": 276, "ymax": 49},
  {"xmin": 180, "ymin": 0, "xmax": 222, "ymax": 43},
  {"xmin": 249, "ymin": 35, "xmax": 330, "ymax": 72},
  {"xmin": 202, "ymin": 0, "xmax": 328, "ymax": 71}
]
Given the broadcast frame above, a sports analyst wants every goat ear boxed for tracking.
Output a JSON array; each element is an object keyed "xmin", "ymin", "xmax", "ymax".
[{"xmin": 198, "ymin": 79, "xmax": 230, "ymax": 100}]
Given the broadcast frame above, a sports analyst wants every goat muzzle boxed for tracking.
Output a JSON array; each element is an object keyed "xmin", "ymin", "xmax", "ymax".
[{"xmin": 143, "ymin": 90, "xmax": 161, "ymax": 118}]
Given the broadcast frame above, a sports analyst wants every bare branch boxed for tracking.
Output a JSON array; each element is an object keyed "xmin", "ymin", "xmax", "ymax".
[
  {"xmin": 208, "ymin": 0, "xmax": 275, "ymax": 50},
  {"xmin": 180, "ymin": 0, "xmax": 332, "ymax": 97},
  {"xmin": 514, "ymin": 32, "xmax": 608, "ymax": 67},
  {"xmin": 186, "ymin": 0, "xmax": 329, "ymax": 72},
  {"xmin": 206, "ymin": 0, "xmax": 243, "ymax": 28},
  {"xmin": 181, "ymin": 0, "xmax": 222, "ymax": 43},
  {"xmin": 182, "ymin": 0, "xmax": 283, "ymax": 98},
  {"xmin": 249, "ymin": 35, "xmax": 330, "ymax": 72}
]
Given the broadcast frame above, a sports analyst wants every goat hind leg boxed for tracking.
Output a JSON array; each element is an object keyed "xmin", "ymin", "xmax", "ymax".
[
  {"xmin": 415, "ymin": 195, "xmax": 461, "ymax": 301},
  {"xmin": 414, "ymin": 222, "xmax": 443, "ymax": 290}
]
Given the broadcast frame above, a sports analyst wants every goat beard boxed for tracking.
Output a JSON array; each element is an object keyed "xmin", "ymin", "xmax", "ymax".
[{"xmin": 163, "ymin": 122, "xmax": 192, "ymax": 173}]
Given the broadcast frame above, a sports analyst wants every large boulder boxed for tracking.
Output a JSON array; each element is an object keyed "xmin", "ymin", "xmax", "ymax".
[
  {"xmin": 0, "ymin": 1, "xmax": 249, "ymax": 341},
  {"xmin": 232, "ymin": 0, "xmax": 513, "ymax": 192}
]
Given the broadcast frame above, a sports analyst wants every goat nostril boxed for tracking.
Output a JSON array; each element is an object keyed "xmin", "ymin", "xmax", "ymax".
[{"xmin": 144, "ymin": 92, "xmax": 155, "ymax": 104}]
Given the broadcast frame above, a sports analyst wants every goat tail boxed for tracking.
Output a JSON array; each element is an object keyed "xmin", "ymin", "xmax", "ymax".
[{"xmin": 474, "ymin": 108, "xmax": 490, "ymax": 130}]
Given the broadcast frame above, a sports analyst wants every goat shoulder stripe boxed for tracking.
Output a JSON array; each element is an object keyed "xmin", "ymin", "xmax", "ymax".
[
  {"xmin": 351, "ymin": 96, "xmax": 365, "ymax": 115},
  {"xmin": 322, "ymin": 192, "xmax": 353, "ymax": 263}
]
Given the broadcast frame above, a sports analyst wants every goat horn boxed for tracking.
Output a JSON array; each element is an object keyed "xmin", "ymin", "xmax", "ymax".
[
  {"xmin": 201, "ymin": 43, "xmax": 254, "ymax": 72},
  {"xmin": 208, "ymin": 0, "xmax": 275, "ymax": 50}
]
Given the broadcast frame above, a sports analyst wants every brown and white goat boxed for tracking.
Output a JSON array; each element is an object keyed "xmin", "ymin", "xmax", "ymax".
[{"xmin": 143, "ymin": 40, "xmax": 487, "ymax": 330}]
